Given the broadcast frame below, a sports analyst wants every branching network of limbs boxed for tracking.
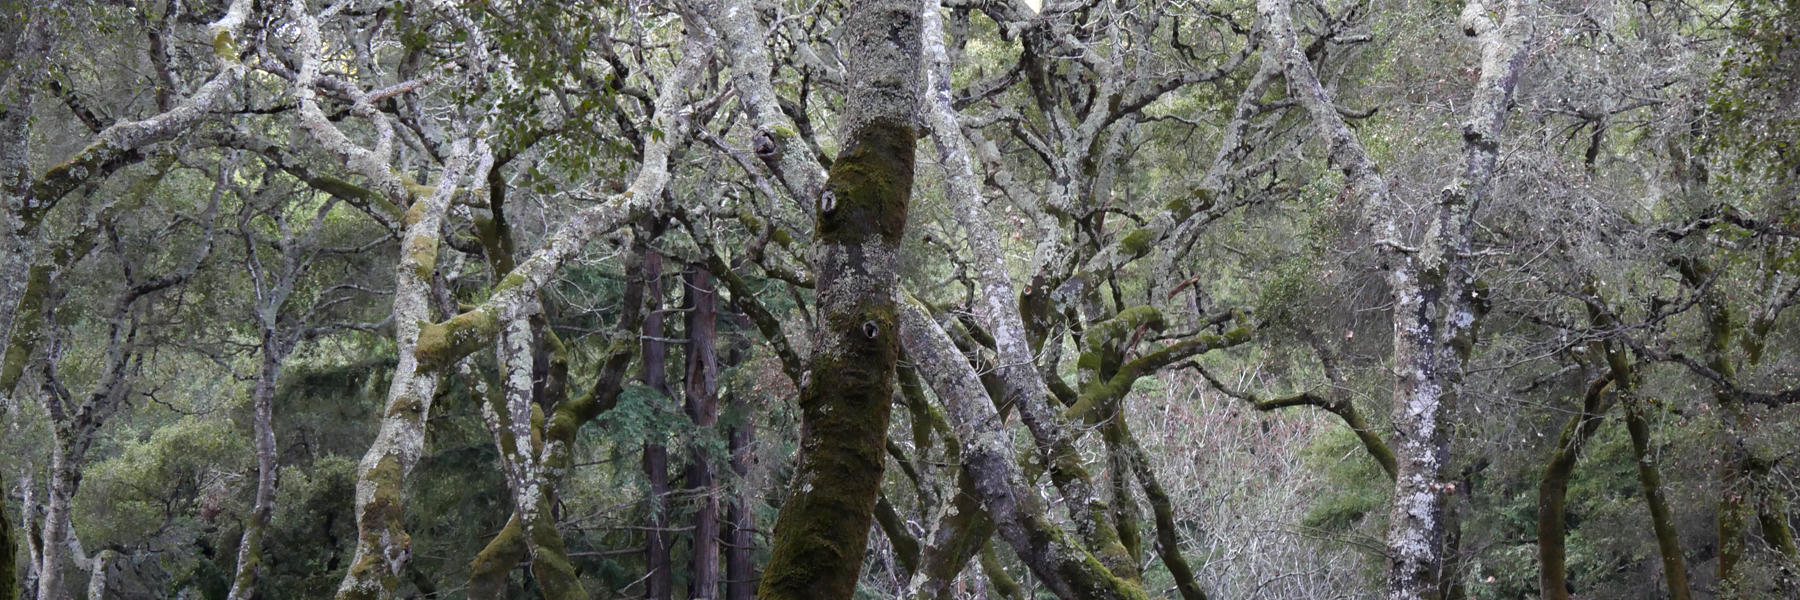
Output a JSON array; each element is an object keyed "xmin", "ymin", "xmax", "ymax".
[{"xmin": 1, "ymin": 0, "xmax": 1798, "ymax": 598}]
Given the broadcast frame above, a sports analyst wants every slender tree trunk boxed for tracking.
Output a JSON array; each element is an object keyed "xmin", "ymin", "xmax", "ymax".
[
  {"xmin": 754, "ymin": 1, "xmax": 919, "ymax": 596},
  {"xmin": 1757, "ymin": 492, "xmax": 1799, "ymax": 591},
  {"xmin": 1678, "ymin": 258, "xmax": 1753, "ymax": 597},
  {"xmin": 1120, "ymin": 422, "xmax": 1209, "ymax": 600},
  {"xmin": 644, "ymin": 252, "xmax": 673, "ymax": 600},
  {"xmin": 723, "ymin": 337, "xmax": 755, "ymax": 600},
  {"xmin": 719, "ymin": 299, "xmax": 756, "ymax": 600},
  {"xmin": 1593, "ymin": 303, "xmax": 1692, "ymax": 600},
  {"xmin": 227, "ymin": 340, "xmax": 286, "ymax": 600},
  {"xmin": 1536, "ymin": 372, "xmax": 1612, "ymax": 600},
  {"xmin": 1622, "ymin": 397, "xmax": 1691, "ymax": 600},
  {"xmin": 684, "ymin": 266, "xmax": 721, "ymax": 600},
  {"xmin": 37, "ymin": 428, "xmax": 79, "ymax": 600}
]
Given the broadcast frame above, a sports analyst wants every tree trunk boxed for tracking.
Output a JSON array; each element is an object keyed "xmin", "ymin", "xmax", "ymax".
[
  {"xmin": 644, "ymin": 251, "xmax": 673, "ymax": 600},
  {"xmin": 1536, "ymin": 372, "xmax": 1613, "ymax": 600},
  {"xmin": 724, "ymin": 337, "xmax": 755, "ymax": 600},
  {"xmin": 227, "ymin": 340, "xmax": 286, "ymax": 600},
  {"xmin": 36, "ymin": 434, "xmax": 77, "ymax": 600},
  {"xmin": 1677, "ymin": 257, "xmax": 1754, "ymax": 597},
  {"xmin": 331, "ymin": 139, "xmax": 483, "ymax": 600},
  {"xmin": 684, "ymin": 266, "xmax": 721, "ymax": 600},
  {"xmin": 1258, "ymin": 0, "xmax": 1532, "ymax": 594},
  {"xmin": 1593, "ymin": 304, "xmax": 1692, "ymax": 600},
  {"xmin": 754, "ymin": 3, "xmax": 919, "ymax": 596},
  {"xmin": 82, "ymin": 549, "xmax": 109, "ymax": 600},
  {"xmin": 1120, "ymin": 422, "xmax": 1210, "ymax": 600}
]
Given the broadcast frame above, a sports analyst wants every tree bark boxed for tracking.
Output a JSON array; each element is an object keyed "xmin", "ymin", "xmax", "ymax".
[
  {"xmin": 227, "ymin": 338, "xmax": 287, "ymax": 600},
  {"xmin": 1120, "ymin": 423, "xmax": 1210, "ymax": 600},
  {"xmin": 753, "ymin": 0, "xmax": 920, "ymax": 597},
  {"xmin": 1593, "ymin": 303, "xmax": 1691, "ymax": 600},
  {"xmin": 1259, "ymin": 0, "xmax": 1532, "ymax": 594},
  {"xmin": 724, "ymin": 330, "xmax": 756, "ymax": 600},
  {"xmin": 919, "ymin": 0, "xmax": 1144, "ymax": 584},
  {"xmin": 644, "ymin": 252, "xmax": 673, "ymax": 600},
  {"xmin": 1536, "ymin": 371, "xmax": 1613, "ymax": 600},
  {"xmin": 36, "ymin": 431, "xmax": 78, "ymax": 600},
  {"xmin": 468, "ymin": 515, "xmax": 526, "ymax": 600},
  {"xmin": 684, "ymin": 266, "xmax": 721, "ymax": 600},
  {"xmin": 898, "ymin": 298, "xmax": 1148, "ymax": 600}
]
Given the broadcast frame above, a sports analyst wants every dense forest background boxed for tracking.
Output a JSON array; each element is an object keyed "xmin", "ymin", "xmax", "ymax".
[{"xmin": 1, "ymin": 0, "xmax": 1798, "ymax": 598}]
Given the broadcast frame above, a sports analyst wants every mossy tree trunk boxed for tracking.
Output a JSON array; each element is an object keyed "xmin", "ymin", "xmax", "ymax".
[
  {"xmin": 1592, "ymin": 302, "xmax": 1691, "ymax": 600},
  {"xmin": 1, "ymin": 5, "xmax": 251, "ymax": 597},
  {"xmin": 1120, "ymin": 421, "xmax": 1210, "ymax": 600},
  {"xmin": 1536, "ymin": 368, "xmax": 1614, "ymax": 600},
  {"xmin": 33, "ymin": 155, "xmax": 225, "ymax": 600},
  {"xmin": 754, "ymin": 2, "xmax": 919, "ymax": 595},
  {"xmin": 326, "ymin": 138, "xmax": 483, "ymax": 600}
]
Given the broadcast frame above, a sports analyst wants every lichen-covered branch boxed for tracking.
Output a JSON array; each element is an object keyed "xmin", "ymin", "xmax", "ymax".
[
  {"xmin": 700, "ymin": 0, "xmax": 830, "ymax": 204},
  {"xmin": 899, "ymin": 298, "xmax": 1148, "ymax": 600},
  {"xmin": 921, "ymin": 0, "xmax": 1144, "ymax": 583},
  {"xmin": 412, "ymin": 24, "xmax": 712, "ymax": 372},
  {"xmin": 332, "ymin": 137, "xmax": 486, "ymax": 600}
]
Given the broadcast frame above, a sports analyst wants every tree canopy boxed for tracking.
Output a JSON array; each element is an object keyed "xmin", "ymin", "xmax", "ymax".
[{"xmin": 1, "ymin": 0, "xmax": 1798, "ymax": 598}]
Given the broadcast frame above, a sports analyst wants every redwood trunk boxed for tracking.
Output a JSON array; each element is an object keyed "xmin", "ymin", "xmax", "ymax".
[
  {"xmin": 684, "ymin": 266, "xmax": 721, "ymax": 600},
  {"xmin": 644, "ymin": 252, "xmax": 673, "ymax": 600}
]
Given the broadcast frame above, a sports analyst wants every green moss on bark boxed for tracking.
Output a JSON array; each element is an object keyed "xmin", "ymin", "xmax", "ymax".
[
  {"xmin": 758, "ymin": 96, "xmax": 914, "ymax": 600},
  {"xmin": 817, "ymin": 119, "xmax": 914, "ymax": 245},
  {"xmin": 467, "ymin": 514, "xmax": 526, "ymax": 600},
  {"xmin": 339, "ymin": 456, "xmax": 411, "ymax": 600},
  {"xmin": 415, "ymin": 310, "xmax": 501, "ymax": 372},
  {"xmin": 1118, "ymin": 229, "xmax": 1155, "ymax": 257}
]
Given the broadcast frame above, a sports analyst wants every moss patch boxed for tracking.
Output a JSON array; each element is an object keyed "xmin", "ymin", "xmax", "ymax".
[
  {"xmin": 817, "ymin": 118, "xmax": 915, "ymax": 245},
  {"xmin": 415, "ymin": 309, "xmax": 501, "ymax": 371}
]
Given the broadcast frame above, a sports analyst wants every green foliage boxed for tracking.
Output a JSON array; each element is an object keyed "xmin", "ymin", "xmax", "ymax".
[
  {"xmin": 77, "ymin": 418, "xmax": 250, "ymax": 548},
  {"xmin": 1298, "ymin": 427, "xmax": 1389, "ymax": 533},
  {"xmin": 261, "ymin": 456, "xmax": 360, "ymax": 600},
  {"xmin": 1708, "ymin": 0, "xmax": 1800, "ymax": 181}
]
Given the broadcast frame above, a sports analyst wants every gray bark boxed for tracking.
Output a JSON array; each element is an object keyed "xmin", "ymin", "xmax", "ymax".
[
  {"xmin": 897, "ymin": 298, "xmax": 1146, "ymax": 600},
  {"xmin": 1258, "ymin": 0, "xmax": 1533, "ymax": 595},
  {"xmin": 753, "ymin": 0, "xmax": 921, "ymax": 596},
  {"xmin": 918, "ymin": 0, "xmax": 1143, "ymax": 585}
]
